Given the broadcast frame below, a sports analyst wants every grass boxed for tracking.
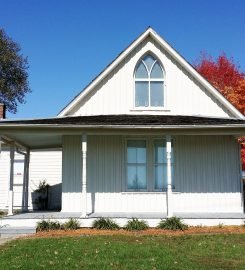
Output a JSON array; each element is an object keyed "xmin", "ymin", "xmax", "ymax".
[{"xmin": 0, "ymin": 234, "xmax": 245, "ymax": 269}]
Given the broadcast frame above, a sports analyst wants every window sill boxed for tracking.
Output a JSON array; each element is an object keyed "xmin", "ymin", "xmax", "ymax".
[
  {"xmin": 130, "ymin": 108, "xmax": 170, "ymax": 112},
  {"xmin": 122, "ymin": 191, "xmax": 180, "ymax": 194}
]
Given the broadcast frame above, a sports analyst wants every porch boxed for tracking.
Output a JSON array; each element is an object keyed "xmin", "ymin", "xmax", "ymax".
[
  {"xmin": 0, "ymin": 115, "xmax": 245, "ymax": 221},
  {"xmin": 1, "ymin": 211, "xmax": 245, "ymax": 229}
]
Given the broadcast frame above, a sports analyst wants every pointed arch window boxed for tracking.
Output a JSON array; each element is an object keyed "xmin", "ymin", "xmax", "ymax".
[{"xmin": 134, "ymin": 54, "xmax": 164, "ymax": 107}]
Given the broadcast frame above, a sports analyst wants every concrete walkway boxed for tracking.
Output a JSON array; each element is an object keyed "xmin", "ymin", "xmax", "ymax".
[{"xmin": 0, "ymin": 237, "xmax": 17, "ymax": 246}]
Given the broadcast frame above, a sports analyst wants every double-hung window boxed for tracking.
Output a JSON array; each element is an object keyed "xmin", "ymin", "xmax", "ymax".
[
  {"xmin": 154, "ymin": 140, "xmax": 174, "ymax": 190},
  {"xmin": 126, "ymin": 138, "xmax": 174, "ymax": 191},
  {"xmin": 135, "ymin": 54, "xmax": 164, "ymax": 108},
  {"xmin": 127, "ymin": 140, "xmax": 147, "ymax": 190}
]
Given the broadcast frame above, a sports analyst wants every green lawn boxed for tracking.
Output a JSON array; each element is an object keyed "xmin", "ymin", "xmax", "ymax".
[{"xmin": 0, "ymin": 234, "xmax": 244, "ymax": 269}]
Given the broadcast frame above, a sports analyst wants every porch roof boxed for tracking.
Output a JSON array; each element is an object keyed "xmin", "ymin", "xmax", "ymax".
[
  {"xmin": 1, "ymin": 114, "xmax": 245, "ymax": 126},
  {"xmin": 0, "ymin": 115, "xmax": 245, "ymax": 149}
]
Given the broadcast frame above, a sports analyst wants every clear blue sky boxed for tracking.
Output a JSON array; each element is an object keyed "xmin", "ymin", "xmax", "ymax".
[{"xmin": 1, "ymin": 0, "xmax": 245, "ymax": 119}]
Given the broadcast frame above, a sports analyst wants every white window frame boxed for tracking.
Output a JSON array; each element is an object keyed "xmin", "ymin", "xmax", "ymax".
[
  {"xmin": 134, "ymin": 54, "xmax": 166, "ymax": 110},
  {"xmin": 152, "ymin": 139, "xmax": 175, "ymax": 191},
  {"xmin": 124, "ymin": 137, "xmax": 175, "ymax": 192},
  {"xmin": 125, "ymin": 138, "xmax": 148, "ymax": 192}
]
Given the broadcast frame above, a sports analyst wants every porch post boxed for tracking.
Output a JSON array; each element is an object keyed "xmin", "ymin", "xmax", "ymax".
[
  {"xmin": 8, "ymin": 145, "xmax": 15, "ymax": 216},
  {"xmin": 22, "ymin": 149, "xmax": 30, "ymax": 212},
  {"xmin": 166, "ymin": 135, "xmax": 173, "ymax": 218},
  {"xmin": 81, "ymin": 134, "xmax": 87, "ymax": 217}
]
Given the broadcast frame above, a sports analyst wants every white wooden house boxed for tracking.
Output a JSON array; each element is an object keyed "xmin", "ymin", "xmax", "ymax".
[{"xmin": 0, "ymin": 28, "xmax": 245, "ymax": 226}]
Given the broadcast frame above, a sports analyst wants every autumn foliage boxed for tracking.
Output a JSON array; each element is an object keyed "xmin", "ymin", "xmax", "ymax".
[{"xmin": 194, "ymin": 53, "xmax": 245, "ymax": 169}]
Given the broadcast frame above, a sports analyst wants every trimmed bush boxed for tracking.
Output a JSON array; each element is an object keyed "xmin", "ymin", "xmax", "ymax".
[
  {"xmin": 92, "ymin": 218, "xmax": 120, "ymax": 230},
  {"xmin": 0, "ymin": 210, "xmax": 6, "ymax": 218},
  {"xmin": 124, "ymin": 218, "xmax": 149, "ymax": 231},
  {"xmin": 62, "ymin": 218, "xmax": 80, "ymax": 230},
  {"xmin": 36, "ymin": 219, "xmax": 62, "ymax": 232},
  {"xmin": 158, "ymin": 217, "xmax": 188, "ymax": 231}
]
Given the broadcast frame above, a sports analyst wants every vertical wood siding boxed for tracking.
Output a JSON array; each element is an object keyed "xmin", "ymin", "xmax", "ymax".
[
  {"xmin": 174, "ymin": 135, "xmax": 242, "ymax": 212},
  {"xmin": 69, "ymin": 38, "xmax": 232, "ymax": 118},
  {"xmin": 85, "ymin": 135, "xmax": 242, "ymax": 213},
  {"xmin": 62, "ymin": 136, "xmax": 82, "ymax": 212}
]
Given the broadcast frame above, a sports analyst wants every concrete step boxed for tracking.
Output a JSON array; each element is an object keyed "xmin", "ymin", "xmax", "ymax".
[{"xmin": 0, "ymin": 226, "xmax": 36, "ymax": 238}]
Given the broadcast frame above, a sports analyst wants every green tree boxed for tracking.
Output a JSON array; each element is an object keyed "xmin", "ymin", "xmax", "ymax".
[{"xmin": 0, "ymin": 28, "xmax": 30, "ymax": 113}]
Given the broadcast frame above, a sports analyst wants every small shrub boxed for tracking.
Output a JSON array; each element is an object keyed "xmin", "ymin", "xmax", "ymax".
[
  {"xmin": 92, "ymin": 218, "xmax": 120, "ymax": 230},
  {"xmin": 36, "ymin": 219, "xmax": 61, "ymax": 232},
  {"xmin": 62, "ymin": 218, "xmax": 80, "ymax": 230},
  {"xmin": 158, "ymin": 217, "xmax": 188, "ymax": 231},
  {"xmin": 218, "ymin": 223, "xmax": 224, "ymax": 228},
  {"xmin": 48, "ymin": 220, "xmax": 61, "ymax": 230},
  {"xmin": 0, "ymin": 210, "xmax": 6, "ymax": 218},
  {"xmin": 124, "ymin": 218, "xmax": 149, "ymax": 231},
  {"xmin": 36, "ymin": 220, "xmax": 49, "ymax": 231},
  {"xmin": 34, "ymin": 180, "xmax": 50, "ymax": 210}
]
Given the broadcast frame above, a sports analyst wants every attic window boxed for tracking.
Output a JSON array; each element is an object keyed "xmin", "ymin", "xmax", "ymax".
[{"xmin": 134, "ymin": 54, "xmax": 164, "ymax": 108}]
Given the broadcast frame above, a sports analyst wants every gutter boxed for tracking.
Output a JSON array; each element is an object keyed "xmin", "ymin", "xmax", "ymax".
[{"xmin": 0, "ymin": 124, "xmax": 245, "ymax": 129}]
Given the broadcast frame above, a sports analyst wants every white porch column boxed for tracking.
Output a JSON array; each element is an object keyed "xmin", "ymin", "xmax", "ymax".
[
  {"xmin": 166, "ymin": 135, "xmax": 173, "ymax": 218},
  {"xmin": 8, "ymin": 145, "xmax": 15, "ymax": 216},
  {"xmin": 22, "ymin": 149, "xmax": 30, "ymax": 212},
  {"xmin": 81, "ymin": 134, "xmax": 87, "ymax": 217}
]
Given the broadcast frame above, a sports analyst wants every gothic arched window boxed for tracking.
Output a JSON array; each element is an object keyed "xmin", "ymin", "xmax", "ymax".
[{"xmin": 134, "ymin": 54, "xmax": 164, "ymax": 107}]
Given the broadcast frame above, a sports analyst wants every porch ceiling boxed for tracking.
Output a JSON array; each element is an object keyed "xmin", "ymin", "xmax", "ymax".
[{"xmin": 1, "ymin": 132, "xmax": 63, "ymax": 149}]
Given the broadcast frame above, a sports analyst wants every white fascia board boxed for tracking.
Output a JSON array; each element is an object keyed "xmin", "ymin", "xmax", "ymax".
[
  {"xmin": 0, "ymin": 124, "xmax": 245, "ymax": 129},
  {"xmin": 58, "ymin": 28, "xmax": 244, "ymax": 120}
]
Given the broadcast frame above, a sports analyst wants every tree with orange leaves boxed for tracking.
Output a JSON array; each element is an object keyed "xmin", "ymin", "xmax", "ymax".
[{"xmin": 194, "ymin": 53, "xmax": 245, "ymax": 169}]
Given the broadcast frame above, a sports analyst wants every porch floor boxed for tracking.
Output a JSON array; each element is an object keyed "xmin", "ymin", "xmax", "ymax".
[{"xmin": 3, "ymin": 211, "xmax": 245, "ymax": 220}]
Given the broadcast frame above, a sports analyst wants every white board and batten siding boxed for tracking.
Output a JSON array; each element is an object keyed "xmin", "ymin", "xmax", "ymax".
[
  {"xmin": 68, "ymin": 37, "xmax": 232, "ymax": 118},
  {"xmin": 62, "ymin": 136, "xmax": 82, "ymax": 212},
  {"xmin": 0, "ymin": 149, "xmax": 62, "ymax": 210},
  {"xmin": 61, "ymin": 135, "xmax": 243, "ymax": 214},
  {"xmin": 29, "ymin": 150, "xmax": 62, "ymax": 210}
]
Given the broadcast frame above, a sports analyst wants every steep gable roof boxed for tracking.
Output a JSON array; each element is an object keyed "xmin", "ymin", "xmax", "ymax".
[{"xmin": 58, "ymin": 27, "xmax": 244, "ymax": 119}]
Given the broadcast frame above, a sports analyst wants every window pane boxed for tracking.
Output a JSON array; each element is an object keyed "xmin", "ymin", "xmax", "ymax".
[
  {"xmin": 135, "ymin": 62, "xmax": 148, "ymax": 78},
  {"xmin": 127, "ymin": 165, "xmax": 146, "ymax": 189},
  {"xmin": 171, "ymin": 164, "xmax": 174, "ymax": 187},
  {"xmin": 163, "ymin": 164, "xmax": 168, "ymax": 188},
  {"xmin": 135, "ymin": 82, "xmax": 149, "ymax": 107},
  {"xmin": 155, "ymin": 165, "xmax": 164, "ymax": 189},
  {"xmin": 150, "ymin": 82, "xmax": 164, "ymax": 107},
  {"xmin": 151, "ymin": 62, "xmax": 163, "ymax": 78},
  {"xmin": 137, "ymin": 146, "xmax": 146, "ymax": 163},
  {"xmin": 154, "ymin": 140, "xmax": 165, "ymax": 163},
  {"xmin": 127, "ymin": 140, "xmax": 146, "ymax": 163},
  {"xmin": 127, "ymin": 147, "xmax": 136, "ymax": 163},
  {"xmin": 127, "ymin": 140, "xmax": 147, "ymax": 190},
  {"xmin": 143, "ymin": 55, "xmax": 155, "ymax": 71},
  {"xmin": 127, "ymin": 165, "xmax": 137, "ymax": 189},
  {"xmin": 127, "ymin": 140, "xmax": 146, "ymax": 148},
  {"xmin": 137, "ymin": 165, "xmax": 147, "ymax": 189}
]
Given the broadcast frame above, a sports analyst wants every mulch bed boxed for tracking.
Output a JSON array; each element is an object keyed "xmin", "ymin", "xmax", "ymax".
[{"xmin": 31, "ymin": 226, "xmax": 245, "ymax": 238}]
